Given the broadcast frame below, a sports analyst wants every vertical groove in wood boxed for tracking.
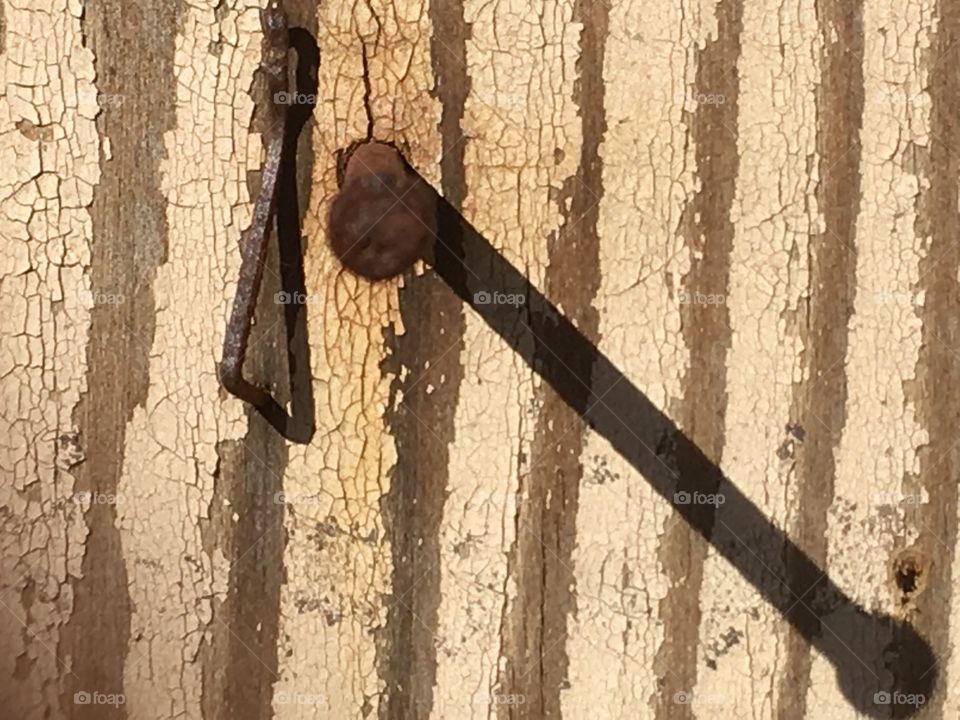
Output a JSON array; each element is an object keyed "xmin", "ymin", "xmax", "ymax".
[
  {"xmin": 652, "ymin": 0, "xmax": 743, "ymax": 715},
  {"xmin": 208, "ymin": 3, "xmax": 322, "ymax": 717},
  {"xmin": 64, "ymin": 1, "xmax": 180, "ymax": 716},
  {"xmin": 374, "ymin": 1, "xmax": 470, "ymax": 717},
  {"xmin": 780, "ymin": 0, "xmax": 865, "ymax": 713},
  {"xmin": 496, "ymin": 1, "xmax": 608, "ymax": 718},
  {"xmin": 910, "ymin": 0, "xmax": 960, "ymax": 715}
]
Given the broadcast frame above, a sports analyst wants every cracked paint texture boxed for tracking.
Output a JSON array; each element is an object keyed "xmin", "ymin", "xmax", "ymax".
[
  {"xmin": 3, "ymin": 0, "xmax": 960, "ymax": 719},
  {"xmin": 271, "ymin": 0, "xmax": 442, "ymax": 716},
  {"xmin": 431, "ymin": 1, "xmax": 578, "ymax": 716},
  {"xmin": 115, "ymin": 2, "xmax": 253, "ymax": 717},
  {"xmin": 0, "ymin": 0, "xmax": 97, "ymax": 717},
  {"xmin": 564, "ymin": 0, "xmax": 695, "ymax": 717},
  {"xmin": 692, "ymin": 0, "xmax": 817, "ymax": 716}
]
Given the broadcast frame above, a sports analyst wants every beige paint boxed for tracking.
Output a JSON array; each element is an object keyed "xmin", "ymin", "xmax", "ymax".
[
  {"xmin": 431, "ymin": 1, "xmax": 576, "ymax": 715},
  {"xmin": 2, "ymin": 0, "xmax": 959, "ymax": 718},
  {"xmin": 809, "ymin": 1, "xmax": 936, "ymax": 718},
  {"xmin": 563, "ymin": 0, "xmax": 696, "ymax": 715},
  {"xmin": 0, "ymin": 0, "xmax": 97, "ymax": 717},
  {"xmin": 115, "ymin": 3, "xmax": 254, "ymax": 717},
  {"xmin": 693, "ymin": 0, "xmax": 818, "ymax": 715},
  {"xmin": 273, "ymin": 0, "xmax": 438, "ymax": 714}
]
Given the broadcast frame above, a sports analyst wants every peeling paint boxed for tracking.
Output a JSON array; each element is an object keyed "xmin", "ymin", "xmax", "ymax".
[{"xmin": 2, "ymin": 2, "xmax": 957, "ymax": 719}]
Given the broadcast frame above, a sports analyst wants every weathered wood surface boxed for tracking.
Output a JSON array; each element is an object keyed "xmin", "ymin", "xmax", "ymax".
[{"xmin": 1, "ymin": 0, "xmax": 958, "ymax": 718}]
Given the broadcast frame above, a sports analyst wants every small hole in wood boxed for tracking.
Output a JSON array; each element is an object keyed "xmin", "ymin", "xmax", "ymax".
[{"xmin": 891, "ymin": 549, "xmax": 927, "ymax": 605}]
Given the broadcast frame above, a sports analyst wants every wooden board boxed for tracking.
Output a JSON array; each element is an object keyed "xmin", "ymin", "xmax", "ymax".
[{"xmin": 0, "ymin": 0, "xmax": 957, "ymax": 718}]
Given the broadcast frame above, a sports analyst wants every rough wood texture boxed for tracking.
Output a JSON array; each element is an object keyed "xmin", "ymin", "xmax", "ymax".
[{"xmin": 1, "ymin": 0, "xmax": 957, "ymax": 718}]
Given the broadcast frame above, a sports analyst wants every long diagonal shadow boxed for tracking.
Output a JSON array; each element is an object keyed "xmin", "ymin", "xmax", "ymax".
[
  {"xmin": 423, "ymin": 191, "xmax": 937, "ymax": 718},
  {"xmin": 272, "ymin": 25, "xmax": 934, "ymax": 713}
]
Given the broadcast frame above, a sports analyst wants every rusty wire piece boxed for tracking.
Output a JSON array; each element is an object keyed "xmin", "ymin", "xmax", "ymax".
[
  {"xmin": 220, "ymin": 1, "xmax": 436, "ymax": 408},
  {"xmin": 219, "ymin": 0, "xmax": 289, "ymax": 407}
]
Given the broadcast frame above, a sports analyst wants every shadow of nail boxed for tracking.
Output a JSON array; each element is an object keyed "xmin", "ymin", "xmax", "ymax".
[{"xmin": 400, "ymin": 172, "xmax": 940, "ymax": 719}]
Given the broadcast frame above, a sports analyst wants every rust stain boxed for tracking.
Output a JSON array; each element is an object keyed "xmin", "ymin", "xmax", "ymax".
[
  {"xmin": 375, "ymin": 1, "xmax": 469, "ymax": 718},
  {"xmin": 890, "ymin": 549, "xmax": 928, "ymax": 609}
]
